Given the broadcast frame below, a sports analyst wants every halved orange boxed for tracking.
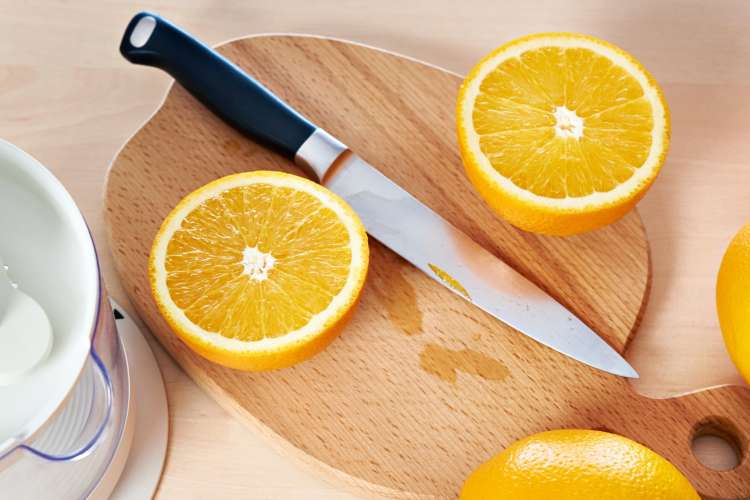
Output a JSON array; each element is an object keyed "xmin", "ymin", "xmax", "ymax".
[
  {"xmin": 457, "ymin": 33, "xmax": 670, "ymax": 235},
  {"xmin": 149, "ymin": 171, "xmax": 369, "ymax": 371}
]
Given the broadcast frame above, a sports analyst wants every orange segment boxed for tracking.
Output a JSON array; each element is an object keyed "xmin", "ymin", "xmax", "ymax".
[
  {"xmin": 149, "ymin": 171, "xmax": 369, "ymax": 371},
  {"xmin": 457, "ymin": 33, "xmax": 670, "ymax": 235}
]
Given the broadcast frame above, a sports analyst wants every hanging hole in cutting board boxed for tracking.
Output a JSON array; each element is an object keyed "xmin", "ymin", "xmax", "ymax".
[{"xmin": 691, "ymin": 418, "xmax": 743, "ymax": 471}]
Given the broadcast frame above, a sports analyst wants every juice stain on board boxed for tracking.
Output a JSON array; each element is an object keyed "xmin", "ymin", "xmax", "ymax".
[
  {"xmin": 372, "ymin": 249, "xmax": 423, "ymax": 335},
  {"xmin": 372, "ymin": 246, "xmax": 506, "ymax": 385},
  {"xmin": 420, "ymin": 343, "xmax": 509, "ymax": 384}
]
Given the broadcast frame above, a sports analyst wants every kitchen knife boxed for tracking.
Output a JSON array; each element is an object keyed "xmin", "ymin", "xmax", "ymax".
[{"xmin": 119, "ymin": 12, "xmax": 638, "ymax": 378}]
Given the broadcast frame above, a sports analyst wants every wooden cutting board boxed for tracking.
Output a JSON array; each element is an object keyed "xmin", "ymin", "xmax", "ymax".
[{"xmin": 104, "ymin": 35, "xmax": 750, "ymax": 499}]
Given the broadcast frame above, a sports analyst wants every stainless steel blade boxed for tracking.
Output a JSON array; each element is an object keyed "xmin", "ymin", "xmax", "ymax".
[{"xmin": 324, "ymin": 154, "xmax": 638, "ymax": 378}]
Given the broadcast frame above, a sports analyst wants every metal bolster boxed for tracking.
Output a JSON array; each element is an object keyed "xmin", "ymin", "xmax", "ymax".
[{"xmin": 294, "ymin": 129, "xmax": 348, "ymax": 181}]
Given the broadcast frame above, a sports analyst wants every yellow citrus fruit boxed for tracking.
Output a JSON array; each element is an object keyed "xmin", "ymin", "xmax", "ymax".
[
  {"xmin": 149, "ymin": 171, "xmax": 369, "ymax": 371},
  {"xmin": 457, "ymin": 33, "xmax": 670, "ymax": 235},
  {"xmin": 460, "ymin": 429, "xmax": 699, "ymax": 500},
  {"xmin": 717, "ymin": 220, "xmax": 750, "ymax": 383}
]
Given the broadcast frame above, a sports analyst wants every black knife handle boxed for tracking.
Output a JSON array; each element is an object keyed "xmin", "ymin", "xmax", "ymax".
[{"xmin": 120, "ymin": 12, "xmax": 316, "ymax": 159}]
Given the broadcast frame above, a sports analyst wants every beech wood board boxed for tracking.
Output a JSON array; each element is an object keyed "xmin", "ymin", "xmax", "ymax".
[{"xmin": 104, "ymin": 35, "xmax": 750, "ymax": 499}]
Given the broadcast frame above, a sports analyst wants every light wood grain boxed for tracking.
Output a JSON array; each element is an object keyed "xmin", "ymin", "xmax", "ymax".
[
  {"xmin": 2, "ymin": 1, "xmax": 750, "ymax": 498},
  {"xmin": 104, "ymin": 35, "xmax": 750, "ymax": 499}
]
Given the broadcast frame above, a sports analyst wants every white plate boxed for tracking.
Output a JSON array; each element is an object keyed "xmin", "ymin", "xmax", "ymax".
[{"xmin": 104, "ymin": 302, "xmax": 168, "ymax": 500}]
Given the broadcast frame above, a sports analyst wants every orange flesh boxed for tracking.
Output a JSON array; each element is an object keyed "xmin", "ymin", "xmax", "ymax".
[
  {"xmin": 164, "ymin": 184, "xmax": 352, "ymax": 341},
  {"xmin": 473, "ymin": 46, "xmax": 654, "ymax": 198}
]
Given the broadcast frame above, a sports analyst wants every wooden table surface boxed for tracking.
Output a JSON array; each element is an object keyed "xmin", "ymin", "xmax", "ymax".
[{"xmin": 1, "ymin": 1, "xmax": 748, "ymax": 498}]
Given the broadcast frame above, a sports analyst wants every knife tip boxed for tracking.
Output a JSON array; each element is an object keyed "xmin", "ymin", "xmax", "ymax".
[{"xmin": 609, "ymin": 360, "xmax": 639, "ymax": 379}]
